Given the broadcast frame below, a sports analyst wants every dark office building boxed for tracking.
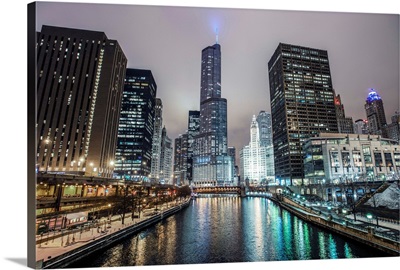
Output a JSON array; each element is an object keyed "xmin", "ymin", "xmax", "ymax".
[
  {"xmin": 365, "ymin": 89, "xmax": 387, "ymax": 137},
  {"xmin": 174, "ymin": 133, "xmax": 188, "ymax": 186},
  {"xmin": 268, "ymin": 43, "xmax": 338, "ymax": 186},
  {"xmin": 115, "ymin": 69, "xmax": 157, "ymax": 182},
  {"xmin": 187, "ymin": 110, "xmax": 200, "ymax": 184},
  {"xmin": 193, "ymin": 42, "xmax": 233, "ymax": 186},
  {"xmin": 36, "ymin": 25, "xmax": 127, "ymax": 177}
]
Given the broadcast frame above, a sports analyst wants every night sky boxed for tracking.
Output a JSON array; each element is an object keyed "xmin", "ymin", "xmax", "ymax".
[{"xmin": 35, "ymin": 1, "xmax": 399, "ymax": 155}]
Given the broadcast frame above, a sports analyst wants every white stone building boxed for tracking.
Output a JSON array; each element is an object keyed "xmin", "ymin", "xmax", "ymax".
[{"xmin": 303, "ymin": 133, "xmax": 400, "ymax": 185}]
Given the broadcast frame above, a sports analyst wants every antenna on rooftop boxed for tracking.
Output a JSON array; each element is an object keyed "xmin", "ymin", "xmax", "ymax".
[{"xmin": 215, "ymin": 28, "xmax": 219, "ymax": 44}]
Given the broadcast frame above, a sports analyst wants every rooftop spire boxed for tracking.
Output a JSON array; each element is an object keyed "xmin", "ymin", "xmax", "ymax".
[{"xmin": 215, "ymin": 28, "xmax": 219, "ymax": 44}]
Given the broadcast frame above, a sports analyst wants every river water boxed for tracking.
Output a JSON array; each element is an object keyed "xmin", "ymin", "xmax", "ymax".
[{"xmin": 73, "ymin": 196, "xmax": 389, "ymax": 267}]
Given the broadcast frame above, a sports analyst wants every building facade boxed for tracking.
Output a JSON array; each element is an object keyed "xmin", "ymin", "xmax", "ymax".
[
  {"xmin": 365, "ymin": 89, "xmax": 387, "ymax": 136},
  {"xmin": 36, "ymin": 25, "xmax": 127, "ymax": 177},
  {"xmin": 174, "ymin": 133, "xmax": 188, "ymax": 186},
  {"xmin": 115, "ymin": 69, "xmax": 157, "ymax": 182},
  {"xmin": 240, "ymin": 115, "xmax": 275, "ymax": 186},
  {"xmin": 256, "ymin": 111, "xmax": 273, "ymax": 147},
  {"xmin": 385, "ymin": 112, "xmax": 400, "ymax": 143},
  {"xmin": 304, "ymin": 133, "xmax": 400, "ymax": 185},
  {"xmin": 268, "ymin": 43, "xmax": 338, "ymax": 186},
  {"xmin": 354, "ymin": 119, "xmax": 369, "ymax": 135},
  {"xmin": 334, "ymin": 94, "xmax": 354, "ymax": 134},
  {"xmin": 187, "ymin": 110, "xmax": 200, "ymax": 185},
  {"xmin": 159, "ymin": 127, "xmax": 173, "ymax": 184},
  {"xmin": 150, "ymin": 98, "xmax": 163, "ymax": 183},
  {"xmin": 192, "ymin": 42, "xmax": 233, "ymax": 186}
]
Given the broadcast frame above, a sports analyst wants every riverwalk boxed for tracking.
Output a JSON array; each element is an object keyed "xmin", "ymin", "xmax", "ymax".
[
  {"xmin": 36, "ymin": 198, "xmax": 191, "ymax": 268},
  {"xmin": 269, "ymin": 195, "xmax": 400, "ymax": 255}
]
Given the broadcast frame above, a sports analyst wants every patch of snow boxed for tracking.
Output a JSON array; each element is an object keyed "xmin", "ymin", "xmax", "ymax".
[{"xmin": 364, "ymin": 183, "xmax": 400, "ymax": 209}]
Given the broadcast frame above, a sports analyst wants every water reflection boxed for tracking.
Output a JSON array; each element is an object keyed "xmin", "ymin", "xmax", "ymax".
[{"xmin": 74, "ymin": 196, "xmax": 389, "ymax": 268}]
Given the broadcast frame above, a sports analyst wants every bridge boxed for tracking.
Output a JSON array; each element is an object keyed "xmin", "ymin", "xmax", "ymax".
[{"xmin": 192, "ymin": 186, "xmax": 244, "ymax": 196}]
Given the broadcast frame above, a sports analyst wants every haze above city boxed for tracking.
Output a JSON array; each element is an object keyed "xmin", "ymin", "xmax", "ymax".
[{"xmin": 35, "ymin": 1, "xmax": 399, "ymax": 154}]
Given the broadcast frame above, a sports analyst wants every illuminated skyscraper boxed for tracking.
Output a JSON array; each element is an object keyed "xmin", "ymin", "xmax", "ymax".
[
  {"xmin": 240, "ymin": 114, "xmax": 275, "ymax": 186},
  {"xmin": 268, "ymin": 43, "xmax": 338, "ymax": 186},
  {"xmin": 151, "ymin": 98, "xmax": 163, "ymax": 183},
  {"xmin": 365, "ymin": 89, "xmax": 387, "ymax": 136},
  {"xmin": 193, "ymin": 42, "xmax": 233, "ymax": 186},
  {"xmin": 36, "ymin": 25, "xmax": 127, "ymax": 177},
  {"xmin": 160, "ymin": 127, "xmax": 173, "ymax": 184},
  {"xmin": 115, "ymin": 69, "xmax": 157, "ymax": 182}
]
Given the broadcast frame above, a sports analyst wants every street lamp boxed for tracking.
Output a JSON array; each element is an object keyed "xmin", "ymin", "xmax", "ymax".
[{"xmin": 366, "ymin": 213, "xmax": 373, "ymax": 227}]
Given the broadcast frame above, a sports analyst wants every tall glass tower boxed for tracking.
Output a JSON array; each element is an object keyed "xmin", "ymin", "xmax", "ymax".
[
  {"xmin": 193, "ymin": 42, "xmax": 233, "ymax": 186},
  {"xmin": 115, "ymin": 68, "xmax": 157, "ymax": 182},
  {"xmin": 268, "ymin": 43, "xmax": 338, "ymax": 186},
  {"xmin": 256, "ymin": 111, "xmax": 273, "ymax": 147}
]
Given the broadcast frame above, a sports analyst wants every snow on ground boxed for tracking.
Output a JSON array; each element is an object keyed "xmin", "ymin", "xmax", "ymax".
[{"xmin": 364, "ymin": 182, "xmax": 400, "ymax": 209}]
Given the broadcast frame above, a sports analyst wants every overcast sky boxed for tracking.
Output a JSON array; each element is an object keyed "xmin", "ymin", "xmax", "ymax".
[{"xmin": 35, "ymin": 1, "xmax": 399, "ymax": 155}]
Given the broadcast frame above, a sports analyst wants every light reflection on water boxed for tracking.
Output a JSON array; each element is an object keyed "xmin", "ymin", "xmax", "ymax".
[{"xmin": 73, "ymin": 196, "xmax": 389, "ymax": 267}]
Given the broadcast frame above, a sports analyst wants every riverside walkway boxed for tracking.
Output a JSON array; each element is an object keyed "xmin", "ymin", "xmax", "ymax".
[
  {"xmin": 270, "ymin": 195, "xmax": 400, "ymax": 255},
  {"xmin": 36, "ymin": 198, "xmax": 191, "ymax": 268}
]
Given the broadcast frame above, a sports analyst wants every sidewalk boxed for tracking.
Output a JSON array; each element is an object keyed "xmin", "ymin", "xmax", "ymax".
[
  {"xmin": 288, "ymin": 197, "xmax": 399, "ymax": 236},
  {"xmin": 36, "ymin": 199, "xmax": 189, "ymax": 263}
]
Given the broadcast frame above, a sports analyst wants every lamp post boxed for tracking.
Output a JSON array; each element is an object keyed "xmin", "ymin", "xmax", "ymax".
[{"xmin": 366, "ymin": 213, "xmax": 374, "ymax": 228}]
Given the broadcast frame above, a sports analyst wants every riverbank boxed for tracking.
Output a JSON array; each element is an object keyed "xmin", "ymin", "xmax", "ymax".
[
  {"xmin": 268, "ymin": 195, "xmax": 400, "ymax": 256},
  {"xmin": 36, "ymin": 198, "xmax": 191, "ymax": 269}
]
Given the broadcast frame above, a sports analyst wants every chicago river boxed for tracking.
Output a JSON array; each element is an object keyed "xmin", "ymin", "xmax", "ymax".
[{"xmin": 71, "ymin": 196, "xmax": 389, "ymax": 267}]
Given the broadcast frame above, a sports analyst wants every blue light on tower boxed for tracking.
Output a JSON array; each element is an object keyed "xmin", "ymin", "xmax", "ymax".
[{"xmin": 366, "ymin": 88, "xmax": 382, "ymax": 103}]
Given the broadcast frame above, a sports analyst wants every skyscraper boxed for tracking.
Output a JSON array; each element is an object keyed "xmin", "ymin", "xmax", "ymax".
[
  {"xmin": 365, "ymin": 89, "xmax": 387, "ymax": 136},
  {"xmin": 36, "ymin": 25, "xmax": 127, "ymax": 177},
  {"xmin": 240, "ymin": 114, "xmax": 275, "ymax": 186},
  {"xmin": 174, "ymin": 133, "xmax": 188, "ymax": 186},
  {"xmin": 192, "ymin": 42, "xmax": 233, "ymax": 186},
  {"xmin": 256, "ymin": 111, "xmax": 273, "ymax": 147},
  {"xmin": 151, "ymin": 98, "xmax": 163, "ymax": 183},
  {"xmin": 268, "ymin": 43, "xmax": 338, "ymax": 186},
  {"xmin": 159, "ymin": 126, "xmax": 173, "ymax": 184},
  {"xmin": 334, "ymin": 94, "xmax": 354, "ymax": 134},
  {"xmin": 115, "ymin": 68, "xmax": 157, "ymax": 182},
  {"xmin": 187, "ymin": 110, "xmax": 200, "ymax": 184}
]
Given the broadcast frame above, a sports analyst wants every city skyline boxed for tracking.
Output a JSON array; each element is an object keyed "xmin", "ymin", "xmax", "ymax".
[{"xmin": 35, "ymin": 2, "xmax": 399, "ymax": 155}]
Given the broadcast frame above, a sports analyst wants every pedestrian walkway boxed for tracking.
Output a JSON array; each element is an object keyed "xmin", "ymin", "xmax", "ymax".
[
  {"xmin": 286, "ymin": 196, "xmax": 399, "ymax": 239},
  {"xmin": 36, "ymin": 199, "xmax": 189, "ymax": 263}
]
